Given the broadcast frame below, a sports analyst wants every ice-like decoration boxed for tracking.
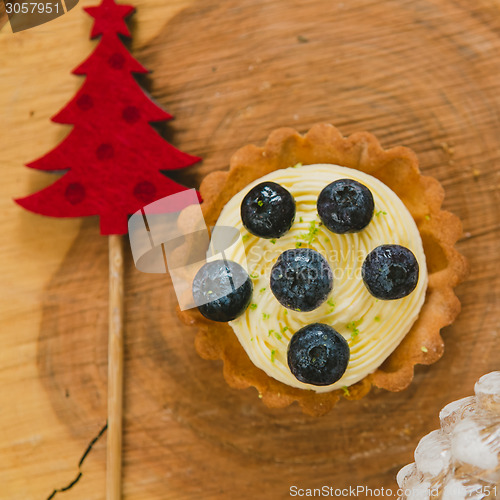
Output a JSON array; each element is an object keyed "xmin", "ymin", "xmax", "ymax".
[
  {"xmin": 407, "ymin": 481, "xmax": 432, "ymax": 500},
  {"xmin": 415, "ymin": 430, "xmax": 451, "ymax": 476},
  {"xmin": 397, "ymin": 463, "xmax": 417, "ymax": 488},
  {"xmin": 476, "ymin": 372, "xmax": 500, "ymax": 413},
  {"xmin": 440, "ymin": 396, "xmax": 476, "ymax": 434},
  {"xmin": 452, "ymin": 418, "xmax": 499, "ymax": 471},
  {"xmin": 397, "ymin": 372, "xmax": 500, "ymax": 500}
]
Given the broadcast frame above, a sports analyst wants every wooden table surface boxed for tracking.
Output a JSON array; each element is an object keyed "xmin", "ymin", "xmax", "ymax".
[{"xmin": 1, "ymin": 0, "xmax": 500, "ymax": 499}]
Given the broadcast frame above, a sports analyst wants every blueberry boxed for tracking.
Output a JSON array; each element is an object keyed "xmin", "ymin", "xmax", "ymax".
[
  {"xmin": 270, "ymin": 248, "xmax": 333, "ymax": 312},
  {"xmin": 241, "ymin": 181, "xmax": 296, "ymax": 238},
  {"xmin": 317, "ymin": 178, "xmax": 374, "ymax": 233},
  {"xmin": 192, "ymin": 259, "xmax": 253, "ymax": 322},
  {"xmin": 362, "ymin": 244, "xmax": 419, "ymax": 300},
  {"xmin": 287, "ymin": 323, "xmax": 350, "ymax": 386}
]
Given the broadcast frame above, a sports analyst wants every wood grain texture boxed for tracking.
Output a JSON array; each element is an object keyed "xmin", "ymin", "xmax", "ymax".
[
  {"xmin": 0, "ymin": 2, "xmax": 7, "ymax": 31},
  {"xmin": 2, "ymin": 0, "xmax": 500, "ymax": 498}
]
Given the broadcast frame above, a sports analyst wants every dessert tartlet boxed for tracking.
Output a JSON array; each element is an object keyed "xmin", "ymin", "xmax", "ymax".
[{"xmin": 178, "ymin": 124, "xmax": 468, "ymax": 416}]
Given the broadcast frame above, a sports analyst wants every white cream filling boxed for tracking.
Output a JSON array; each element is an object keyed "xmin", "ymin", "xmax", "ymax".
[{"xmin": 213, "ymin": 164, "xmax": 428, "ymax": 393}]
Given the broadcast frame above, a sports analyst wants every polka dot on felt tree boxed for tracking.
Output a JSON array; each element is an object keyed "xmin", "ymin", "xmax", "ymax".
[
  {"xmin": 76, "ymin": 94, "xmax": 93, "ymax": 111},
  {"xmin": 122, "ymin": 106, "xmax": 140, "ymax": 124},
  {"xmin": 65, "ymin": 183, "xmax": 86, "ymax": 205},
  {"xmin": 96, "ymin": 143, "xmax": 114, "ymax": 160},
  {"xmin": 133, "ymin": 181, "xmax": 156, "ymax": 202},
  {"xmin": 108, "ymin": 53, "xmax": 125, "ymax": 69}
]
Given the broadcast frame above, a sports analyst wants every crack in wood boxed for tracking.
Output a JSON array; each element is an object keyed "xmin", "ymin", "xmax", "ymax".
[{"xmin": 46, "ymin": 423, "xmax": 108, "ymax": 500}]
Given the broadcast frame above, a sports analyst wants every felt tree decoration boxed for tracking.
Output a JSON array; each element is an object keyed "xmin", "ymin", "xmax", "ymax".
[
  {"xmin": 16, "ymin": 0, "xmax": 200, "ymax": 235},
  {"xmin": 15, "ymin": 0, "xmax": 200, "ymax": 498}
]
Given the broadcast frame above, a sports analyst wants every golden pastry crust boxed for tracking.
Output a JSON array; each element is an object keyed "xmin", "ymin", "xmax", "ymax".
[{"xmin": 177, "ymin": 124, "xmax": 468, "ymax": 416}]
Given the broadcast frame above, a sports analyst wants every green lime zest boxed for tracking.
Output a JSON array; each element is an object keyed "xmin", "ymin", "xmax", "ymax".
[
  {"xmin": 269, "ymin": 330, "xmax": 282, "ymax": 340},
  {"xmin": 346, "ymin": 320, "xmax": 361, "ymax": 341},
  {"xmin": 296, "ymin": 220, "xmax": 320, "ymax": 245}
]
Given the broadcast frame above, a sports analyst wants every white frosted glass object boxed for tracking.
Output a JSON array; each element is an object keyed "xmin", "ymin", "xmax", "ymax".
[
  {"xmin": 452, "ymin": 418, "xmax": 499, "ymax": 471},
  {"xmin": 414, "ymin": 430, "xmax": 451, "ymax": 476},
  {"xmin": 440, "ymin": 396, "xmax": 476, "ymax": 434},
  {"xmin": 397, "ymin": 372, "xmax": 500, "ymax": 499},
  {"xmin": 476, "ymin": 372, "xmax": 500, "ymax": 413}
]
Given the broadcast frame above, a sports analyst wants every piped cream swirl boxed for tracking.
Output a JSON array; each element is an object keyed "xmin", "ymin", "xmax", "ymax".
[{"xmin": 214, "ymin": 164, "xmax": 427, "ymax": 393}]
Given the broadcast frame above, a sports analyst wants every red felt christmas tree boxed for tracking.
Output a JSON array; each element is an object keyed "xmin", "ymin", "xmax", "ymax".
[
  {"xmin": 15, "ymin": 0, "xmax": 200, "ymax": 235},
  {"xmin": 15, "ymin": 1, "xmax": 201, "ymax": 498}
]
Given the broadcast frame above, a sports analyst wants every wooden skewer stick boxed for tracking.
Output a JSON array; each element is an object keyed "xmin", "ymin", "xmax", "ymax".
[{"xmin": 107, "ymin": 234, "xmax": 125, "ymax": 500}]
